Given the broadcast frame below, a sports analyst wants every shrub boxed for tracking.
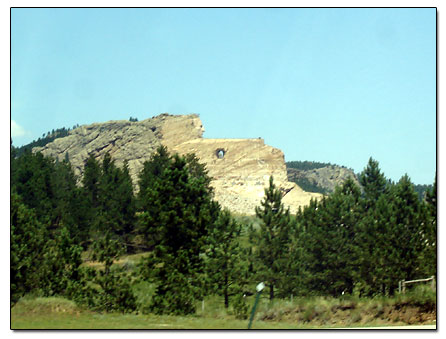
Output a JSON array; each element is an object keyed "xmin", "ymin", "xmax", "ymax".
[{"xmin": 233, "ymin": 294, "xmax": 249, "ymax": 320}]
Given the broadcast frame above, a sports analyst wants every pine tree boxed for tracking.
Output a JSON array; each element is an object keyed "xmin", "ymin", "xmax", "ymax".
[
  {"xmin": 82, "ymin": 154, "xmax": 101, "ymax": 210},
  {"xmin": 390, "ymin": 175, "xmax": 425, "ymax": 287},
  {"xmin": 299, "ymin": 178, "xmax": 361, "ymax": 296},
  {"xmin": 137, "ymin": 145, "xmax": 171, "ymax": 212},
  {"xmin": 91, "ymin": 231, "xmax": 137, "ymax": 313},
  {"xmin": 138, "ymin": 152, "xmax": 219, "ymax": 315},
  {"xmin": 421, "ymin": 173, "xmax": 437, "ymax": 277},
  {"xmin": 116, "ymin": 160, "xmax": 137, "ymax": 250},
  {"xmin": 10, "ymin": 192, "xmax": 47, "ymax": 305},
  {"xmin": 353, "ymin": 158, "xmax": 392, "ymax": 296},
  {"xmin": 11, "ymin": 150, "xmax": 56, "ymax": 227},
  {"xmin": 81, "ymin": 154, "xmax": 102, "ymax": 244},
  {"xmin": 354, "ymin": 192, "xmax": 395, "ymax": 296},
  {"xmin": 83, "ymin": 153, "xmax": 136, "ymax": 251},
  {"xmin": 206, "ymin": 210, "xmax": 248, "ymax": 309},
  {"xmin": 251, "ymin": 176, "xmax": 293, "ymax": 301},
  {"xmin": 357, "ymin": 174, "xmax": 425, "ymax": 295},
  {"xmin": 39, "ymin": 226, "xmax": 86, "ymax": 299},
  {"xmin": 95, "ymin": 153, "xmax": 123, "ymax": 236},
  {"xmin": 51, "ymin": 159, "xmax": 90, "ymax": 245},
  {"xmin": 359, "ymin": 157, "xmax": 389, "ymax": 206}
]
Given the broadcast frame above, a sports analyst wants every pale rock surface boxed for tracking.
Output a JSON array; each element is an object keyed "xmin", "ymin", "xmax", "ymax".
[
  {"xmin": 34, "ymin": 113, "xmax": 322, "ymax": 215},
  {"xmin": 287, "ymin": 166, "xmax": 360, "ymax": 193}
]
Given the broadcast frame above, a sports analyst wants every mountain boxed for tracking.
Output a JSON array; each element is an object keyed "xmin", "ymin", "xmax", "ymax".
[
  {"xmin": 31, "ymin": 113, "xmax": 322, "ymax": 215},
  {"xmin": 286, "ymin": 161, "xmax": 433, "ymax": 200},
  {"xmin": 286, "ymin": 161, "xmax": 359, "ymax": 194}
]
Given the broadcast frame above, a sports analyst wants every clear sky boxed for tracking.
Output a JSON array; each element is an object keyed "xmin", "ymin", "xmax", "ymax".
[{"xmin": 11, "ymin": 8, "xmax": 436, "ymax": 185}]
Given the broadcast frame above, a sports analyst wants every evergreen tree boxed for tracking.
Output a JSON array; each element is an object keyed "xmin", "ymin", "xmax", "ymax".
[
  {"xmin": 251, "ymin": 176, "xmax": 293, "ymax": 300},
  {"xmin": 138, "ymin": 152, "xmax": 219, "ymax": 315},
  {"xmin": 288, "ymin": 200, "xmax": 319, "ymax": 296},
  {"xmin": 115, "ymin": 160, "xmax": 137, "ymax": 250},
  {"xmin": 11, "ymin": 149, "xmax": 86, "ymax": 240},
  {"xmin": 39, "ymin": 227, "xmax": 87, "ymax": 300},
  {"xmin": 356, "ymin": 174, "xmax": 426, "ymax": 295},
  {"xmin": 51, "ymin": 159, "xmax": 90, "ymax": 245},
  {"xmin": 90, "ymin": 231, "xmax": 137, "ymax": 313},
  {"xmin": 93, "ymin": 153, "xmax": 123, "ymax": 237},
  {"xmin": 354, "ymin": 191, "xmax": 395, "ymax": 296},
  {"xmin": 421, "ymin": 173, "xmax": 437, "ymax": 277},
  {"xmin": 10, "ymin": 192, "xmax": 47, "ymax": 305},
  {"xmin": 353, "ymin": 158, "xmax": 391, "ymax": 296},
  {"xmin": 11, "ymin": 150, "xmax": 55, "ymax": 227},
  {"xmin": 137, "ymin": 145, "xmax": 171, "ymax": 212},
  {"xmin": 82, "ymin": 154, "xmax": 101, "ymax": 210},
  {"xmin": 390, "ymin": 175, "xmax": 425, "ymax": 286},
  {"xmin": 299, "ymin": 178, "xmax": 361, "ymax": 296},
  {"xmin": 184, "ymin": 153, "xmax": 213, "ymax": 191},
  {"xmin": 206, "ymin": 210, "xmax": 248, "ymax": 309},
  {"xmin": 85, "ymin": 153, "xmax": 137, "ymax": 251},
  {"xmin": 359, "ymin": 157, "xmax": 388, "ymax": 206}
]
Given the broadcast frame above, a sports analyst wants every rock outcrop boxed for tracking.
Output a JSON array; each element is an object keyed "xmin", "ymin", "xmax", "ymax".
[
  {"xmin": 34, "ymin": 113, "xmax": 322, "ymax": 215},
  {"xmin": 287, "ymin": 165, "xmax": 360, "ymax": 194}
]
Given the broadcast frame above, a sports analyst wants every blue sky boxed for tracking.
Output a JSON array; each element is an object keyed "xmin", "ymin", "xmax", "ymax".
[{"xmin": 11, "ymin": 8, "xmax": 436, "ymax": 184}]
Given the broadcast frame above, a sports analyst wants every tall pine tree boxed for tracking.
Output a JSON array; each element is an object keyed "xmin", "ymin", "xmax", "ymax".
[
  {"xmin": 206, "ymin": 210, "xmax": 248, "ymax": 309},
  {"xmin": 138, "ymin": 152, "xmax": 219, "ymax": 315},
  {"xmin": 250, "ymin": 176, "xmax": 293, "ymax": 300},
  {"xmin": 299, "ymin": 179, "xmax": 361, "ymax": 296}
]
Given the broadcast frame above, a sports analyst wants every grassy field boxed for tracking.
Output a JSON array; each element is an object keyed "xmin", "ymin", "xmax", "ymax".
[
  {"xmin": 11, "ymin": 290, "xmax": 436, "ymax": 330},
  {"xmin": 11, "ymin": 251, "xmax": 436, "ymax": 330},
  {"xmin": 10, "ymin": 297, "xmax": 306, "ymax": 329}
]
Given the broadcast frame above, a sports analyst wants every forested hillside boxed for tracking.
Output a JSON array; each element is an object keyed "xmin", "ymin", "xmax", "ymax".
[
  {"xmin": 286, "ymin": 160, "xmax": 433, "ymax": 199},
  {"xmin": 11, "ymin": 143, "xmax": 436, "ymax": 317}
]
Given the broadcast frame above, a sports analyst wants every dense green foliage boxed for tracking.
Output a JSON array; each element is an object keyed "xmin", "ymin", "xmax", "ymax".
[
  {"xmin": 207, "ymin": 210, "xmax": 249, "ymax": 308},
  {"xmin": 90, "ymin": 232, "xmax": 137, "ymax": 312},
  {"xmin": 293, "ymin": 158, "xmax": 437, "ymax": 298},
  {"xmin": 250, "ymin": 176, "xmax": 293, "ymax": 300},
  {"xmin": 11, "ymin": 139, "xmax": 436, "ymax": 317},
  {"xmin": 298, "ymin": 178, "xmax": 362, "ymax": 296},
  {"xmin": 11, "ymin": 192, "xmax": 47, "ymax": 305},
  {"xmin": 413, "ymin": 183, "xmax": 434, "ymax": 201},
  {"xmin": 137, "ymin": 148, "xmax": 220, "ymax": 315}
]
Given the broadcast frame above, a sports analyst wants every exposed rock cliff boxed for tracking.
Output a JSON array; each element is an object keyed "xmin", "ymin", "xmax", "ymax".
[
  {"xmin": 287, "ymin": 165, "xmax": 360, "ymax": 194},
  {"xmin": 34, "ymin": 113, "xmax": 321, "ymax": 215},
  {"xmin": 33, "ymin": 114, "xmax": 202, "ymax": 186}
]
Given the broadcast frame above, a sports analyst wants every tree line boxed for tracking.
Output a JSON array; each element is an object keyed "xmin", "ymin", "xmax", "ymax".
[
  {"xmin": 13, "ymin": 125, "xmax": 80, "ymax": 158},
  {"xmin": 11, "ymin": 145, "xmax": 436, "ymax": 316}
]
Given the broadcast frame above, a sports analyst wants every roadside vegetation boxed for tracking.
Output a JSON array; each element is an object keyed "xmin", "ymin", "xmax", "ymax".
[
  {"xmin": 10, "ymin": 141, "xmax": 436, "ymax": 329},
  {"xmin": 11, "ymin": 284, "xmax": 436, "ymax": 329}
]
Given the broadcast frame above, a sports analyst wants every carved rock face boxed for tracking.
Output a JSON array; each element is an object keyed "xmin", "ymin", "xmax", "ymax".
[{"xmin": 34, "ymin": 113, "xmax": 321, "ymax": 215}]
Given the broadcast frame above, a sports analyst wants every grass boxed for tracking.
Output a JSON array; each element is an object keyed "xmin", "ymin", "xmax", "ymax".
[
  {"xmin": 11, "ymin": 297, "xmax": 307, "ymax": 329},
  {"xmin": 12, "ymin": 249, "xmax": 436, "ymax": 330},
  {"xmin": 11, "ymin": 290, "xmax": 436, "ymax": 330}
]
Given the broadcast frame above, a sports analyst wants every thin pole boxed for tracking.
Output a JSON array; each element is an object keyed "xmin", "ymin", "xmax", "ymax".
[{"xmin": 248, "ymin": 292, "xmax": 262, "ymax": 329}]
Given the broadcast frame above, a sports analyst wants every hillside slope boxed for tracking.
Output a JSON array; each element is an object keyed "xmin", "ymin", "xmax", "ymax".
[
  {"xmin": 286, "ymin": 163, "xmax": 359, "ymax": 194},
  {"xmin": 33, "ymin": 113, "xmax": 322, "ymax": 214}
]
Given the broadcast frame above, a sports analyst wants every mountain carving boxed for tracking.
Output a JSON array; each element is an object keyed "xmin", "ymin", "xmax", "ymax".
[{"xmin": 34, "ymin": 113, "xmax": 322, "ymax": 214}]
